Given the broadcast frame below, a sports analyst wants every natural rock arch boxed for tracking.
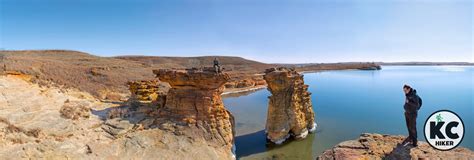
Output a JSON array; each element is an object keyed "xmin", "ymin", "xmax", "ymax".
[{"xmin": 139, "ymin": 67, "xmax": 317, "ymax": 158}]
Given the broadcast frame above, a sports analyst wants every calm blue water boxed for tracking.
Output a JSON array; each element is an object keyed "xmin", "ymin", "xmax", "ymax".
[{"xmin": 224, "ymin": 66, "xmax": 473, "ymax": 159}]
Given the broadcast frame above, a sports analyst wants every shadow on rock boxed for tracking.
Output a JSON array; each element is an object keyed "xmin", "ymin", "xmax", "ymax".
[
  {"xmin": 90, "ymin": 100, "xmax": 164, "ymax": 139},
  {"xmin": 383, "ymin": 143, "xmax": 413, "ymax": 160}
]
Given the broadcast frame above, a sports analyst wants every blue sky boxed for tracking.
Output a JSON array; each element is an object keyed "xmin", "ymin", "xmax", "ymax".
[{"xmin": 1, "ymin": 0, "xmax": 472, "ymax": 63}]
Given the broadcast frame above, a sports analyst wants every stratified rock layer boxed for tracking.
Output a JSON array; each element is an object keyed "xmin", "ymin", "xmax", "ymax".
[
  {"xmin": 128, "ymin": 80, "xmax": 168, "ymax": 102},
  {"xmin": 263, "ymin": 67, "xmax": 316, "ymax": 144},
  {"xmin": 153, "ymin": 68, "xmax": 235, "ymax": 153},
  {"xmin": 318, "ymin": 133, "xmax": 474, "ymax": 160}
]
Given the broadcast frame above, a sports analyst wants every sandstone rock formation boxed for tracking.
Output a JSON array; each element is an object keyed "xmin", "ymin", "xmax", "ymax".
[
  {"xmin": 318, "ymin": 133, "xmax": 474, "ymax": 160},
  {"xmin": 128, "ymin": 80, "xmax": 168, "ymax": 102},
  {"xmin": 264, "ymin": 67, "xmax": 316, "ymax": 144},
  {"xmin": 0, "ymin": 74, "xmax": 236, "ymax": 160},
  {"xmin": 153, "ymin": 68, "xmax": 236, "ymax": 156}
]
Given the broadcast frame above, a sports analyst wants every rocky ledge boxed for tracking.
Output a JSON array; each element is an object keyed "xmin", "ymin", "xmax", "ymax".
[
  {"xmin": 127, "ymin": 80, "xmax": 169, "ymax": 102},
  {"xmin": 318, "ymin": 133, "xmax": 474, "ymax": 160},
  {"xmin": 153, "ymin": 68, "xmax": 236, "ymax": 158},
  {"xmin": 263, "ymin": 67, "xmax": 316, "ymax": 144}
]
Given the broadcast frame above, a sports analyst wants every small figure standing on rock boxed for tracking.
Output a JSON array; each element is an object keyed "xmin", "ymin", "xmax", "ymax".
[
  {"xmin": 402, "ymin": 84, "xmax": 422, "ymax": 147},
  {"xmin": 213, "ymin": 57, "xmax": 221, "ymax": 73},
  {"xmin": 0, "ymin": 54, "xmax": 5, "ymax": 73}
]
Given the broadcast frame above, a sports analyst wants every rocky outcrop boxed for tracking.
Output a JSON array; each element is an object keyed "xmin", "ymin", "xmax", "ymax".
[
  {"xmin": 153, "ymin": 68, "xmax": 236, "ymax": 157},
  {"xmin": 0, "ymin": 74, "xmax": 235, "ymax": 159},
  {"xmin": 128, "ymin": 80, "xmax": 168, "ymax": 102},
  {"xmin": 318, "ymin": 133, "xmax": 474, "ymax": 160},
  {"xmin": 263, "ymin": 67, "xmax": 316, "ymax": 144}
]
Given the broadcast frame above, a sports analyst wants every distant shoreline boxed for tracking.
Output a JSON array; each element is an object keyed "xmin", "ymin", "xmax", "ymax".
[
  {"xmin": 378, "ymin": 62, "xmax": 474, "ymax": 66},
  {"xmin": 222, "ymin": 85, "xmax": 266, "ymax": 96}
]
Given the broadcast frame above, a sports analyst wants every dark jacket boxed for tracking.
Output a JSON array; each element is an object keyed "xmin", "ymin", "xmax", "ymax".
[{"xmin": 404, "ymin": 89, "xmax": 422, "ymax": 113}]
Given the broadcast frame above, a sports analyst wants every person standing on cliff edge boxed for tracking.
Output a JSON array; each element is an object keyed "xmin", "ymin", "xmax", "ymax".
[
  {"xmin": 213, "ymin": 57, "xmax": 221, "ymax": 73},
  {"xmin": 402, "ymin": 84, "xmax": 422, "ymax": 147}
]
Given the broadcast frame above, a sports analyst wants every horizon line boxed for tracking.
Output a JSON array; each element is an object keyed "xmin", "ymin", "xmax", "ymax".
[{"xmin": 1, "ymin": 49, "xmax": 472, "ymax": 64}]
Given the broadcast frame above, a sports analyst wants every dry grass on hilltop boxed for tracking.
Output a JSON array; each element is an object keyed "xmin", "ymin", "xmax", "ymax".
[{"xmin": 0, "ymin": 50, "xmax": 274, "ymax": 99}]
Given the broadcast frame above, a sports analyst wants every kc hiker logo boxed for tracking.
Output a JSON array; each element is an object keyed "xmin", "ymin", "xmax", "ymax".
[{"xmin": 424, "ymin": 110, "xmax": 465, "ymax": 151}]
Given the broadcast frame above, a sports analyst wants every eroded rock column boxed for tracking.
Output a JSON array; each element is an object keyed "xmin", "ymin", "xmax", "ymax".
[
  {"xmin": 264, "ymin": 67, "xmax": 316, "ymax": 144},
  {"xmin": 153, "ymin": 68, "xmax": 235, "ymax": 152}
]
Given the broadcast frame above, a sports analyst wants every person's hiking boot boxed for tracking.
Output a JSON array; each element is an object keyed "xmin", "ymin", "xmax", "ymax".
[
  {"xmin": 402, "ymin": 138, "xmax": 411, "ymax": 146},
  {"xmin": 403, "ymin": 141, "xmax": 411, "ymax": 147}
]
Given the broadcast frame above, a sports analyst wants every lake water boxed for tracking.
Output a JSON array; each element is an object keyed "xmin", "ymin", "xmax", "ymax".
[{"xmin": 223, "ymin": 66, "xmax": 473, "ymax": 159}]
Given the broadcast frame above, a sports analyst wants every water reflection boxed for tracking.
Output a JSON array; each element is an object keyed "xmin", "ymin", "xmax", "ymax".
[{"xmin": 235, "ymin": 130, "xmax": 316, "ymax": 159}]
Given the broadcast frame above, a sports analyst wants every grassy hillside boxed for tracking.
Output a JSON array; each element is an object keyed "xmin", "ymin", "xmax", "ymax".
[
  {"xmin": 0, "ymin": 50, "xmax": 274, "ymax": 98},
  {"xmin": 115, "ymin": 56, "xmax": 275, "ymax": 77}
]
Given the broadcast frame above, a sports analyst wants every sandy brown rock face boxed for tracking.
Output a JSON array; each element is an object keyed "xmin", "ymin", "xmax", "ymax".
[
  {"xmin": 264, "ymin": 67, "xmax": 316, "ymax": 144},
  {"xmin": 0, "ymin": 75, "xmax": 235, "ymax": 160},
  {"xmin": 0, "ymin": 75, "xmax": 107, "ymax": 159},
  {"xmin": 128, "ymin": 80, "xmax": 168, "ymax": 103},
  {"xmin": 318, "ymin": 133, "xmax": 474, "ymax": 160},
  {"xmin": 59, "ymin": 100, "xmax": 91, "ymax": 120},
  {"xmin": 153, "ymin": 68, "xmax": 236, "ymax": 156}
]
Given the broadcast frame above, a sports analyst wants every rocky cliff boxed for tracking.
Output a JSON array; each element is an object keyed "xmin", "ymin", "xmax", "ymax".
[
  {"xmin": 318, "ymin": 133, "xmax": 474, "ymax": 160},
  {"xmin": 127, "ymin": 80, "xmax": 169, "ymax": 109},
  {"xmin": 128, "ymin": 80, "xmax": 166, "ymax": 102},
  {"xmin": 0, "ymin": 73, "xmax": 235, "ymax": 159},
  {"xmin": 263, "ymin": 67, "xmax": 316, "ymax": 144},
  {"xmin": 153, "ymin": 68, "xmax": 236, "ymax": 157}
]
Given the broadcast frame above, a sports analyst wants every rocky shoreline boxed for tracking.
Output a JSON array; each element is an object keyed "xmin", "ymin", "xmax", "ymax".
[{"xmin": 318, "ymin": 133, "xmax": 474, "ymax": 160}]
